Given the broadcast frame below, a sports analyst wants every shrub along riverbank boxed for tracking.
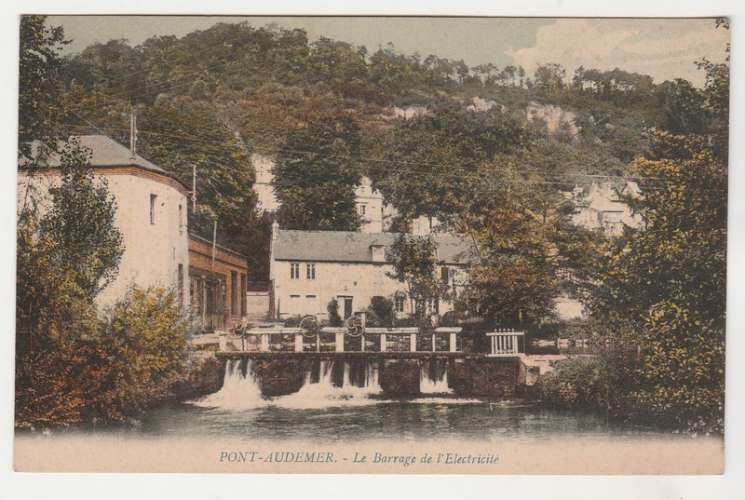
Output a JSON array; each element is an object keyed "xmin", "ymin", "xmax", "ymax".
[{"xmin": 534, "ymin": 353, "xmax": 723, "ymax": 435}]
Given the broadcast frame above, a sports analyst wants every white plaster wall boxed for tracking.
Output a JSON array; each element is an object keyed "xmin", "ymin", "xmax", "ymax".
[
  {"xmin": 251, "ymin": 153, "xmax": 279, "ymax": 212},
  {"xmin": 355, "ymin": 178, "xmax": 384, "ymax": 233},
  {"xmin": 554, "ymin": 294, "xmax": 585, "ymax": 321},
  {"xmin": 272, "ymin": 260, "xmax": 462, "ymax": 319},
  {"xmin": 572, "ymin": 182, "xmax": 641, "ymax": 236},
  {"xmin": 18, "ymin": 171, "xmax": 190, "ymax": 310}
]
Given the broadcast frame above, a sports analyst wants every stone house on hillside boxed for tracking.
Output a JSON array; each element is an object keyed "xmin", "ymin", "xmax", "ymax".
[
  {"xmin": 269, "ymin": 223, "xmax": 473, "ymax": 320},
  {"xmin": 18, "ymin": 135, "xmax": 191, "ymax": 309}
]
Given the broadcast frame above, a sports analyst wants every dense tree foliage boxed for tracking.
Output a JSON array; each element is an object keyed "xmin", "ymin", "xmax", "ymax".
[
  {"xmin": 387, "ymin": 235, "xmax": 447, "ymax": 319},
  {"xmin": 18, "ymin": 15, "xmax": 68, "ymax": 162},
  {"xmin": 575, "ymin": 24, "xmax": 729, "ymax": 432},
  {"xmin": 273, "ymin": 118, "xmax": 362, "ymax": 231}
]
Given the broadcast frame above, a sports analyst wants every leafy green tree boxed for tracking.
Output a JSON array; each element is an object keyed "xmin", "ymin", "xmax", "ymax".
[
  {"xmin": 18, "ymin": 15, "xmax": 68, "ymax": 162},
  {"xmin": 88, "ymin": 286, "xmax": 188, "ymax": 422},
  {"xmin": 587, "ymin": 133, "xmax": 726, "ymax": 432},
  {"xmin": 369, "ymin": 103, "xmax": 526, "ymax": 224},
  {"xmin": 39, "ymin": 141, "xmax": 124, "ymax": 296},
  {"xmin": 367, "ymin": 296, "xmax": 395, "ymax": 327},
  {"xmin": 16, "ymin": 140, "xmax": 124, "ymax": 428},
  {"xmin": 137, "ymin": 95, "xmax": 256, "ymax": 249},
  {"xmin": 459, "ymin": 157, "xmax": 594, "ymax": 327},
  {"xmin": 534, "ymin": 63, "xmax": 566, "ymax": 97},
  {"xmin": 387, "ymin": 235, "xmax": 446, "ymax": 319},
  {"xmin": 274, "ymin": 118, "xmax": 362, "ymax": 231},
  {"xmin": 327, "ymin": 298, "xmax": 342, "ymax": 326},
  {"xmin": 585, "ymin": 30, "xmax": 728, "ymax": 431}
]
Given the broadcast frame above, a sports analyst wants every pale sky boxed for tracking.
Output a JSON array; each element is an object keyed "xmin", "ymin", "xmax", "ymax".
[{"xmin": 47, "ymin": 16, "xmax": 729, "ymax": 87}]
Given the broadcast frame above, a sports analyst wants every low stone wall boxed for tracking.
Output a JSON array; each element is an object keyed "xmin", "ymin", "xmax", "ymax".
[
  {"xmin": 252, "ymin": 358, "xmax": 309, "ymax": 397},
  {"xmin": 379, "ymin": 359, "xmax": 420, "ymax": 396},
  {"xmin": 174, "ymin": 352, "xmax": 225, "ymax": 400},
  {"xmin": 449, "ymin": 357, "xmax": 524, "ymax": 398}
]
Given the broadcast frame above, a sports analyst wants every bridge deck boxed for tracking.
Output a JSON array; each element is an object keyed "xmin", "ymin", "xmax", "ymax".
[{"xmin": 216, "ymin": 351, "xmax": 518, "ymax": 359}]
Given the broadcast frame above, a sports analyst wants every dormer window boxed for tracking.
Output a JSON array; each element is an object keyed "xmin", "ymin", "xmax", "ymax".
[{"xmin": 370, "ymin": 244, "xmax": 385, "ymax": 262}]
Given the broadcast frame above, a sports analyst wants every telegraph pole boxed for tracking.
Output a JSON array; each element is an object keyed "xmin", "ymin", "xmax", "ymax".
[{"xmin": 192, "ymin": 164, "xmax": 197, "ymax": 211}]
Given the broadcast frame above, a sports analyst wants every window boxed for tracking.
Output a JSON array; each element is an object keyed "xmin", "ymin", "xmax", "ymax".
[
  {"xmin": 149, "ymin": 194, "xmax": 157, "ymax": 224},
  {"xmin": 230, "ymin": 271, "xmax": 238, "ymax": 316},
  {"xmin": 290, "ymin": 263, "xmax": 300, "ymax": 279},
  {"xmin": 358, "ymin": 204, "xmax": 366, "ymax": 216},
  {"xmin": 240, "ymin": 273, "xmax": 247, "ymax": 316},
  {"xmin": 178, "ymin": 204, "xmax": 183, "ymax": 234},
  {"xmin": 395, "ymin": 294, "xmax": 406, "ymax": 313},
  {"xmin": 306, "ymin": 263, "xmax": 316, "ymax": 280},
  {"xmin": 440, "ymin": 266, "xmax": 449, "ymax": 284}
]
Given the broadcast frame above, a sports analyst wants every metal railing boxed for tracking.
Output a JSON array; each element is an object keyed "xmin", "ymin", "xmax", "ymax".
[{"xmin": 218, "ymin": 325, "xmax": 463, "ymax": 353}]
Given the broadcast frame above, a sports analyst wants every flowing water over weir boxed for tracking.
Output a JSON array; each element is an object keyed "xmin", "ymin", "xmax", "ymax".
[
  {"xmin": 419, "ymin": 359, "xmax": 452, "ymax": 394},
  {"xmin": 192, "ymin": 358, "xmax": 385, "ymax": 410}
]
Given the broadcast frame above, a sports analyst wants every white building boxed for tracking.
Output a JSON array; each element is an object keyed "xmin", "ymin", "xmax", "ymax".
[
  {"xmin": 18, "ymin": 135, "xmax": 191, "ymax": 309},
  {"xmin": 570, "ymin": 181, "xmax": 641, "ymax": 237},
  {"xmin": 554, "ymin": 181, "xmax": 642, "ymax": 320},
  {"xmin": 354, "ymin": 176, "xmax": 384, "ymax": 233},
  {"xmin": 269, "ymin": 224, "xmax": 473, "ymax": 320},
  {"xmin": 251, "ymin": 153, "xmax": 279, "ymax": 212}
]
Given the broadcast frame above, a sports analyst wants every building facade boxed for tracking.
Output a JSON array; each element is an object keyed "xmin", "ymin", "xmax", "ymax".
[
  {"xmin": 269, "ymin": 224, "xmax": 473, "ymax": 320},
  {"xmin": 188, "ymin": 233, "xmax": 249, "ymax": 332},
  {"xmin": 18, "ymin": 135, "xmax": 191, "ymax": 309},
  {"xmin": 554, "ymin": 181, "xmax": 642, "ymax": 320},
  {"xmin": 570, "ymin": 181, "xmax": 641, "ymax": 237}
]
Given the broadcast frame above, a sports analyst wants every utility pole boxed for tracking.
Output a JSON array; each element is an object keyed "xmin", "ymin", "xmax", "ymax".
[
  {"xmin": 129, "ymin": 105, "xmax": 137, "ymax": 159},
  {"xmin": 192, "ymin": 164, "xmax": 197, "ymax": 212},
  {"xmin": 211, "ymin": 218, "xmax": 218, "ymax": 272}
]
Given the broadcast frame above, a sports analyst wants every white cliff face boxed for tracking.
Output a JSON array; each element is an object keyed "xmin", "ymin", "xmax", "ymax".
[
  {"xmin": 526, "ymin": 101, "xmax": 579, "ymax": 138},
  {"xmin": 386, "ymin": 105, "xmax": 431, "ymax": 120},
  {"xmin": 466, "ymin": 97, "xmax": 506, "ymax": 113}
]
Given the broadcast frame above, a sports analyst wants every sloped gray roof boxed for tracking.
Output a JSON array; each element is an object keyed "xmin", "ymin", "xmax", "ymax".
[
  {"xmin": 24, "ymin": 135, "xmax": 188, "ymax": 189},
  {"xmin": 273, "ymin": 229, "xmax": 474, "ymax": 265}
]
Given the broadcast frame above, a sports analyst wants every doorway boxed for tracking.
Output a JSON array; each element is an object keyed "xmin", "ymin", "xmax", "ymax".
[{"xmin": 338, "ymin": 296, "xmax": 354, "ymax": 319}]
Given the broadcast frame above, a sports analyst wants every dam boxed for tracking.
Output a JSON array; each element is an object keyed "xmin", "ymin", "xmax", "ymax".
[{"xmin": 190, "ymin": 326, "xmax": 529, "ymax": 405}]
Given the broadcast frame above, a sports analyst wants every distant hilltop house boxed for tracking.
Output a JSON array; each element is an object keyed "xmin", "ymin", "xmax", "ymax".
[
  {"xmin": 569, "ymin": 181, "xmax": 641, "ymax": 237},
  {"xmin": 18, "ymin": 134, "xmax": 249, "ymax": 331},
  {"xmin": 554, "ymin": 180, "xmax": 642, "ymax": 321},
  {"xmin": 269, "ymin": 223, "xmax": 473, "ymax": 320}
]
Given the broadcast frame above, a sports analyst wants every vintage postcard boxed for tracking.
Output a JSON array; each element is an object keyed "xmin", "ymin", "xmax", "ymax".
[{"xmin": 13, "ymin": 15, "xmax": 729, "ymax": 474}]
